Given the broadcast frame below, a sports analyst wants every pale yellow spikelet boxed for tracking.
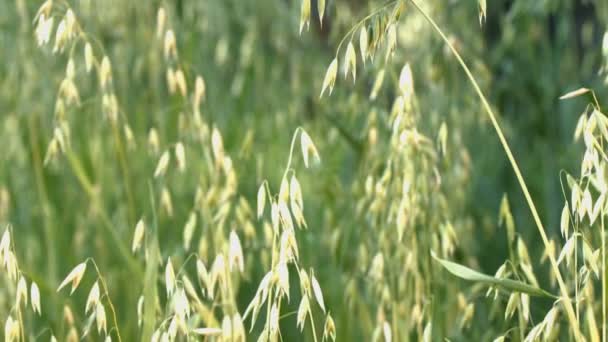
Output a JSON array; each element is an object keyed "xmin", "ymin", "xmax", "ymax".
[
  {"xmin": 165, "ymin": 258, "xmax": 176, "ymax": 296},
  {"xmin": 222, "ymin": 315, "xmax": 232, "ymax": 340},
  {"xmin": 154, "ymin": 150, "xmax": 170, "ymax": 178},
  {"xmin": 64, "ymin": 9, "xmax": 77, "ymax": 38},
  {"xmin": 210, "ymin": 254, "xmax": 226, "ymax": 292},
  {"xmin": 16, "ymin": 276, "xmax": 27, "ymax": 308},
  {"xmin": 137, "ymin": 296, "xmax": 144, "ymax": 326},
  {"xmin": 211, "ymin": 126, "xmax": 225, "ymax": 164},
  {"xmin": 66, "ymin": 58, "xmax": 75, "ymax": 79},
  {"xmin": 35, "ymin": 14, "xmax": 54, "ymax": 46},
  {"xmin": 344, "ymin": 41, "xmax": 356, "ymax": 82},
  {"xmin": 192, "ymin": 327, "xmax": 222, "ymax": 336},
  {"xmin": 297, "ymin": 296, "xmax": 310, "ymax": 331},
  {"xmin": 194, "ymin": 75, "xmax": 206, "ymax": 108},
  {"xmin": 318, "ymin": 0, "xmax": 326, "ymax": 25},
  {"xmin": 53, "ymin": 19, "xmax": 66, "ymax": 53},
  {"xmin": 228, "ymin": 230, "xmax": 244, "ymax": 272},
  {"xmin": 156, "ymin": 7, "xmax": 166, "ymax": 39},
  {"xmin": 31, "ymin": 281, "xmax": 41, "ymax": 315},
  {"xmin": 84, "ymin": 43, "xmax": 94, "ymax": 72},
  {"xmin": 504, "ymin": 292, "xmax": 519, "ymax": 319},
  {"xmin": 66, "ymin": 327, "xmax": 78, "ymax": 342},
  {"xmin": 96, "ymin": 302, "xmax": 107, "ymax": 334},
  {"xmin": 57, "ymin": 262, "xmax": 87, "ymax": 294},
  {"xmin": 399, "ymin": 63, "xmax": 414, "ymax": 101},
  {"xmin": 175, "ymin": 69, "xmax": 187, "ymax": 97},
  {"xmin": 183, "ymin": 211, "xmax": 197, "ymax": 250},
  {"xmin": 278, "ymin": 201, "xmax": 294, "ymax": 231},
  {"xmin": 148, "ymin": 128, "xmax": 160, "ymax": 154},
  {"xmin": 311, "ymin": 271, "xmax": 326, "ymax": 312},
  {"xmin": 123, "ymin": 124, "xmax": 136, "ymax": 150},
  {"xmin": 269, "ymin": 303, "xmax": 280, "ymax": 339},
  {"xmin": 131, "ymin": 218, "xmax": 145, "ymax": 253},
  {"xmin": 299, "ymin": 0, "xmax": 311, "ymax": 34},
  {"xmin": 100, "ymin": 56, "xmax": 112, "ymax": 88},
  {"xmin": 279, "ymin": 177, "xmax": 289, "ymax": 204},
  {"xmin": 383, "ymin": 322, "xmax": 392, "ymax": 342},
  {"xmin": 257, "ymin": 183, "xmax": 266, "ymax": 220},
  {"xmin": 299, "ymin": 269, "xmax": 311, "ymax": 295},
  {"xmin": 6, "ymin": 251, "xmax": 17, "ymax": 281},
  {"xmin": 0, "ymin": 228, "xmax": 10, "ymax": 264},
  {"xmin": 323, "ymin": 313, "xmax": 336, "ymax": 341},
  {"xmin": 63, "ymin": 305, "xmax": 75, "ymax": 325},
  {"xmin": 276, "ymin": 261, "xmax": 290, "ymax": 299},
  {"xmin": 5, "ymin": 315, "xmax": 19, "ymax": 342},
  {"xmin": 320, "ymin": 58, "xmax": 338, "ymax": 98},
  {"xmin": 300, "ymin": 130, "xmax": 320, "ymax": 168},
  {"xmin": 359, "ymin": 27, "xmax": 369, "ymax": 63},
  {"xmin": 370, "ymin": 68, "xmax": 385, "ymax": 100},
  {"xmin": 175, "ymin": 142, "xmax": 186, "ymax": 172},
  {"xmin": 232, "ymin": 313, "xmax": 245, "ymax": 342},
  {"xmin": 166, "ymin": 67, "xmax": 177, "ymax": 94},
  {"xmin": 35, "ymin": 0, "xmax": 53, "ymax": 21},
  {"xmin": 164, "ymin": 30, "xmax": 177, "ymax": 60},
  {"xmin": 385, "ymin": 24, "xmax": 396, "ymax": 61},
  {"xmin": 196, "ymin": 259, "xmax": 211, "ymax": 298},
  {"xmin": 86, "ymin": 281, "xmax": 100, "ymax": 314}
]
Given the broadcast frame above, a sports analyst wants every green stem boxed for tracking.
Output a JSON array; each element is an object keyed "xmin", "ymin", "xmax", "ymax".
[
  {"xmin": 89, "ymin": 259, "xmax": 122, "ymax": 342},
  {"xmin": 408, "ymin": 0, "xmax": 582, "ymax": 339}
]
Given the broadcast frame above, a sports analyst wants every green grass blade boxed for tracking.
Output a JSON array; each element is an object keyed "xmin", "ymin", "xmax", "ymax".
[{"xmin": 431, "ymin": 252, "xmax": 556, "ymax": 298}]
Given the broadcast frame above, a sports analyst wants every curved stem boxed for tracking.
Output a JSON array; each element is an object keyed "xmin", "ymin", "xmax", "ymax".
[
  {"xmin": 88, "ymin": 258, "xmax": 122, "ymax": 342},
  {"xmin": 407, "ymin": 0, "xmax": 582, "ymax": 339}
]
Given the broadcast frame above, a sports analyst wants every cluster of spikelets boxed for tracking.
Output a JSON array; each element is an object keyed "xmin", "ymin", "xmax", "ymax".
[{"xmin": 7, "ymin": 1, "xmax": 338, "ymax": 341}]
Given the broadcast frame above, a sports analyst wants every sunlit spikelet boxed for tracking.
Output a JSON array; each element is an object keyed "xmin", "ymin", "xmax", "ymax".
[
  {"xmin": 31, "ymin": 281, "xmax": 41, "ymax": 315},
  {"xmin": 323, "ymin": 313, "xmax": 336, "ymax": 341},
  {"xmin": 86, "ymin": 281, "xmax": 100, "ymax": 314},
  {"xmin": 148, "ymin": 128, "xmax": 160, "ymax": 154},
  {"xmin": 53, "ymin": 19, "xmax": 66, "ymax": 53},
  {"xmin": 192, "ymin": 327, "xmax": 222, "ymax": 336},
  {"xmin": 166, "ymin": 68, "xmax": 176, "ymax": 94},
  {"xmin": 299, "ymin": 0, "xmax": 311, "ymax": 34},
  {"xmin": 196, "ymin": 259, "xmax": 211, "ymax": 298},
  {"xmin": 300, "ymin": 130, "xmax": 320, "ymax": 168},
  {"xmin": 211, "ymin": 127, "xmax": 225, "ymax": 164},
  {"xmin": 16, "ymin": 276, "xmax": 27, "ymax": 308},
  {"xmin": 175, "ymin": 69, "xmax": 187, "ymax": 97},
  {"xmin": 233, "ymin": 313, "xmax": 245, "ymax": 342},
  {"xmin": 175, "ymin": 142, "xmax": 186, "ymax": 172},
  {"xmin": 183, "ymin": 211, "xmax": 197, "ymax": 250},
  {"xmin": 84, "ymin": 43, "xmax": 94, "ymax": 72},
  {"xmin": 35, "ymin": 14, "xmax": 54, "ymax": 46},
  {"xmin": 257, "ymin": 183, "xmax": 266, "ymax": 219},
  {"xmin": 385, "ymin": 24, "xmax": 396, "ymax": 61},
  {"xmin": 164, "ymin": 30, "xmax": 177, "ymax": 60},
  {"xmin": 222, "ymin": 315, "xmax": 232, "ymax": 340},
  {"xmin": 35, "ymin": 0, "xmax": 53, "ymax": 21},
  {"xmin": 154, "ymin": 150, "xmax": 170, "ymax": 178},
  {"xmin": 100, "ymin": 56, "xmax": 112, "ymax": 89},
  {"xmin": 194, "ymin": 75, "xmax": 206, "ymax": 108},
  {"xmin": 311, "ymin": 272, "xmax": 326, "ymax": 312},
  {"xmin": 124, "ymin": 124, "xmax": 136, "ymax": 149},
  {"xmin": 320, "ymin": 58, "xmax": 338, "ymax": 97},
  {"xmin": 370, "ymin": 68, "xmax": 385, "ymax": 100},
  {"xmin": 318, "ymin": 0, "xmax": 326, "ymax": 25},
  {"xmin": 165, "ymin": 258, "xmax": 176, "ymax": 297},
  {"xmin": 57, "ymin": 262, "xmax": 87, "ymax": 294},
  {"xmin": 359, "ymin": 27, "xmax": 369, "ymax": 63},
  {"xmin": 5, "ymin": 316, "xmax": 19, "ymax": 342},
  {"xmin": 132, "ymin": 218, "xmax": 145, "ymax": 253},
  {"xmin": 156, "ymin": 7, "xmax": 166, "ymax": 39},
  {"xmin": 399, "ymin": 63, "xmax": 414, "ymax": 101},
  {"xmin": 229, "ymin": 230, "xmax": 244, "ymax": 272},
  {"xmin": 0, "ymin": 228, "xmax": 10, "ymax": 266},
  {"xmin": 96, "ymin": 302, "xmax": 107, "ymax": 334},
  {"xmin": 297, "ymin": 296, "xmax": 310, "ymax": 331},
  {"xmin": 344, "ymin": 41, "xmax": 357, "ymax": 82}
]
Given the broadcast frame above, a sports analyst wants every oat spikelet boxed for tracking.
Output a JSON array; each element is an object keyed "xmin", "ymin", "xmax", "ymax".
[
  {"xmin": 16, "ymin": 276, "xmax": 28, "ymax": 308},
  {"xmin": 320, "ymin": 58, "xmax": 338, "ymax": 98},
  {"xmin": 257, "ymin": 183, "xmax": 266, "ymax": 220},
  {"xmin": 311, "ymin": 272, "xmax": 326, "ymax": 312},
  {"xmin": 31, "ymin": 281, "xmax": 41, "ymax": 315},
  {"xmin": 131, "ymin": 218, "xmax": 145, "ymax": 253},
  {"xmin": 165, "ymin": 258, "xmax": 176, "ymax": 296},
  {"xmin": 156, "ymin": 7, "xmax": 166, "ymax": 39},
  {"xmin": 299, "ymin": 0, "xmax": 311, "ymax": 34},
  {"xmin": 297, "ymin": 296, "xmax": 310, "ymax": 331},
  {"xmin": 399, "ymin": 63, "xmax": 414, "ymax": 101},
  {"xmin": 96, "ymin": 302, "xmax": 107, "ymax": 333},
  {"xmin": 344, "ymin": 41, "xmax": 356, "ymax": 82},
  {"xmin": 175, "ymin": 142, "xmax": 186, "ymax": 172},
  {"xmin": 192, "ymin": 328, "xmax": 222, "ymax": 336},
  {"xmin": 359, "ymin": 27, "xmax": 368, "ymax": 64},
  {"xmin": 86, "ymin": 281, "xmax": 100, "ymax": 314},
  {"xmin": 300, "ymin": 130, "xmax": 320, "ymax": 168},
  {"xmin": 57, "ymin": 262, "xmax": 87, "ymax": 294},
  {"xmin": 154, "ymin": 150, "xmax": 170, "ymax": 178},
  {"xmin": 164, "ymin": 30, "xmax": 177, "ymax": 60},
  {"xmin": 229, "ymin": 231, "xmax": 244, "ymax": 272},
  {"xmin": 84, "ymin": 43, "xmax": 94, "ymax": 72}
]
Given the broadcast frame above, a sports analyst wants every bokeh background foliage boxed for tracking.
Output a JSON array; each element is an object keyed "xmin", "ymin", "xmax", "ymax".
[{"xmin": 0, "ymin": 0, "xmax": 607, "ymax": 341}]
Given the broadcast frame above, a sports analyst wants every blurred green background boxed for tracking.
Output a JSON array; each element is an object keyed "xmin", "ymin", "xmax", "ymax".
[{"xmin": 1, "ymin": 0, "xmax": 607, "ymax": 340}]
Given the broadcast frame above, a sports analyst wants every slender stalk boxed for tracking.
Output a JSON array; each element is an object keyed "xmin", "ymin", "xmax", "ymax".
[
  {"xmin": 603, "ymin": 212, "xmax": 606, "ymax": 342},
  {"xmin": 110, "ymin": 121, "xmax": 136, "ymax": 227},
  {"xmin": 408, "ymin": 0, "xmax": 582, "ymax": 339},
  {"xmin": 89, "ymin": 259, "xmax": 122, "ymax": 342}
]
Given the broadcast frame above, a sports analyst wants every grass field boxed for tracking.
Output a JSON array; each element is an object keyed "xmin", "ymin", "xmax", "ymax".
[{"xmin": 1, "ymin": 0, "xmax": 608, "ymax": 341}]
